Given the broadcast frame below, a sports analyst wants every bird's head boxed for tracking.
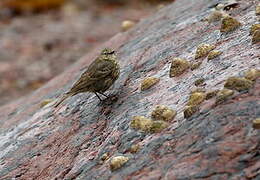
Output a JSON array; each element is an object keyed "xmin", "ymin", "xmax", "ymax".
[{"xmin": 101, "ymin": 48, "xmax": 116, "ymax": 55}]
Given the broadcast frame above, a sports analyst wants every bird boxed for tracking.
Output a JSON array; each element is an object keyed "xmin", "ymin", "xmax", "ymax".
[{"xmin": 54, "ymin": 48, "xmax": 120, "ymax": 108}]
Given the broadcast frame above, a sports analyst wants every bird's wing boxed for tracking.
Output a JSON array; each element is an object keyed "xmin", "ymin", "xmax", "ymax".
[{"xmin": 68, "ymin": 59, "xmax": 114, "ymax": 93}]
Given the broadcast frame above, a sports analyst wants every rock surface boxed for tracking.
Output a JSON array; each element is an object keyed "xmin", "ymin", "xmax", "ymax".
[{"xmin": 0, "ymin": 0, "xmax": 259, "ymax": 179}]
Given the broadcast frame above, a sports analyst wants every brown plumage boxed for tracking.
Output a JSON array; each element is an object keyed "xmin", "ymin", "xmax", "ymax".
[{"xmin": 54, "ymin": 48, "xmax": 120, "ymax": 107}]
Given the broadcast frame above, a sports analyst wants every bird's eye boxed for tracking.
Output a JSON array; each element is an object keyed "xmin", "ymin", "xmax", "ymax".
[{"xmin": 107, "ymin": 50, "xmax": 115, "ymax": 55}]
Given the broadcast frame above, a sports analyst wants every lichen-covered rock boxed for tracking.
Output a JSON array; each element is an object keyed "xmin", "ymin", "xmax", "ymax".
[
  {"xmin": 252, "ymin": 118, "xmax": 260, "ymax": 129},
  {"xmin": 128, "ymin": 144, "xmax": 140, "ymax": 154},
  {"xmin": 252, "ymin": 30, "xmax": 260, "ymax": 44},
  {"xmin": 206, "ymin": 90, "xmax": 219, "ymax": 100},
  {"xmin": 141, "ymin": 77, "xmax": 160, "ymax": 91},
  {"xmin": 100, "ymin": 152, "xmax": 110, "ymax": 161},
  {"xmin": 110, "ymin": 156, "xmax": 129, "ymax": 171},
  {"xmin": 187, "ymin": 92, "xmax": 206, "ymax": 106},
  {"xmin": 224, "ymin": 77, "xmax": 254, "ymax": 92},
  {"xmin": 220, "ymin": 16, "xmax": 241, "ymax": 33},
  {"xmin": 39, "ymin": 99, "xmax": 53, "ymax": 108},
  {"xmin": 208, "ymin": 50, "xmax": 222, "ymax": 60},
  {"xmin": 194, "ymin": 78, "xmax": 205, "ymax": 86},
  {"xmin": 149, "ymin": 120, "xmax": 169, "ymax": 133},
  {"xmin": 169, "ymin": 58, "xmax": 190, "ymax": 77},
  {"xmin": 190, "ymin": 61, "xmax": 202, "ymax": 70},
  {"xmin": 256, "ymin": 4, "xmax": 260, "ymax": 15},
  {"xmin": 130, "ymin": 116, "xmax": 153, "ymax": 132},
  {"xmin": 244, "ymin": 69, "xmax": 260, "ymax": 81},
  {"xmin": 216, "ymin": 89, "xmax": 234, "ymax": 103},
  {"xmin": 195, "ymin": 43, "xmax": 215, "ymax": 59},
  {"xmin": 151, "ymin": 105, "xmax": 176, "ymax": 121},
  {"xmin": 249, "ymin": 24, "xmax": 260, "ymax": 35},
  {"xmin": 183, "ymin": 105, "xmax": 199, "ymax": 118},
  {"xmin": 121, "ymin": 20, "xmax": 136, "ymax": 32}
]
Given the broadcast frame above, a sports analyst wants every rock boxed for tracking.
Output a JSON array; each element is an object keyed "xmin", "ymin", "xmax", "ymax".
[
  {"xmin": 0, "ymin": 0, "xmax": 259, "ymax": 179},
  {"xmin": 141, "ymin": 77, "xmax": 160, "ymax": 91},
  {"xmin": 151, "ymin": 105, "xmax": 176, "ymax": 121},
  {"xmin": 224, "ymin": 77, "xmax": 254, "ymax": 92},
  {"xmin": 195, "ymin": 43, "xmax": 215, "ymax": 59},
  {"xmin": 110, "ymin": 156, "xmax": 129, "ymax": 171},
  {"xmin": 256, "ymin": 4, "xmax": 260, "ymax": 15},
  {"xmin": 220, "ymin": 16, "xmax": 241, "ymax": 33},
  {"xmin": 169, "ymin": 58, "xmax": 190, "ymax": 77}
]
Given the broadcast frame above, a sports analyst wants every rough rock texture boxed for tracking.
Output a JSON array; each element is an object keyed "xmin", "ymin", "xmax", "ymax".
[{"xmin": 0, "ymin": 0, "xmax": 259, "ymax": 179}]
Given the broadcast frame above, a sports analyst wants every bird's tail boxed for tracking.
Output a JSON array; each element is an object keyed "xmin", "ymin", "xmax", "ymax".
[{"xmin": 53, "ymin": 93, "xmax": 71, "ymax": 108}]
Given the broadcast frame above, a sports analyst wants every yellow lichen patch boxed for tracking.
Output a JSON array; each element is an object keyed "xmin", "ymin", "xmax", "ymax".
[
  {"xmin": 208, "ymin": 50, "xmax": 222, "ymax": 60},
  {"xmin": 252, "ymin": 118, "xmax": 260, "ymax": 129},
  {"xmin": 130, "ymin": 116, "xmax": 168, "ymax": 133},
  {"xmin": 216, "ymin": 89, "xmax": 234, "ymax": 103},
  {"xmin": 130, "ymin": 116, "xmax": 153, "ymax": 132},
  {"xmin": 252, "ymin": 30, "xmax": 260, "ymax": 44},
  {"xmin": 110, "ymin": 156, "xmax": 129, "ymax": 171},
  {"xmin": 206, "ymin": 10, "xmax": 224, "ymax": 23},
  {"xmin": 150, "ymin": 120, "xmax": 169, "ymax": 133},
  {"xmin": 184, "ymin": 106, "xmax": 199, "ymax": 119},
  {"xmin": 151, "ymin": 105, "xmax": 177, "ymax": 121},
  {"xmin": 101, "ymin": 152, "xmax": 110, "ymax": 161},
  {"xmin": 195, "ymin": 44, "xmax": 216, "ymax": 59},
  {"xmin": 141, "ymin": 77, "xmax": 160, "ymax": 91},
  {"xmin": 191, "ymin": 88, "xmax": 206, "ymax": 94},
  {"xmin": 194, "ymin": 78, "xmax": 205, "ymax": 87},
  {"xmin": 121, "ymin": 20, "xmax": 135, "ymax": 32},
  {"xmin": 206, "ymin": 90, "xmax": 219, "ymax": 100},
  {"xmin": 190, "ymin": 62, "xmax": 202, "ymax": 70},
  {"xmin": 129, "ymin": 144, "xmax": 140, "ymax": 153},
  {"xmin": 2, "ymin": 0, "xmax": 66, "ymax": 12},
  {"xmin": 256, "ymin": 4, "xmax": 260, "ymax": 15},
  {"xmin": 250, "ymin": 24, "xmax": 260, "ymax": 35},
  {"xmin": 187, "ymin": 92, "xmax": 206, "ymax": 106},
  {"xmin": 224, "ymin": 77, "xmax": 254, "ymax": 92},
  {"xmin": 220, "ymin": 16, "xmax": 241, "ymax": 33},
  {"xmin": 169, "ymin": 58, "xmax": 190, "ymax": 77},
  {"xmin": 244, "ymin": 69, "xmax": 260, "ymax": 81},
  {"xmin": 40, "ymin": 99, "xmax": 53, "ymax": 108}
]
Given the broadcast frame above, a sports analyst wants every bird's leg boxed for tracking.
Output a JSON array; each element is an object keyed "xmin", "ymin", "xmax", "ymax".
[
  {"xmin": 98, "ymin": 92, "xmax": 108, "ymax": 98},
  {"xmin": 94, "ymin": 92, "xmax": 102, "ymax": 101}
]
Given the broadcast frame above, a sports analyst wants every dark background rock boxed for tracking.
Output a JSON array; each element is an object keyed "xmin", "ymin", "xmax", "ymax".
[{"xmin": 0, "ymin": 0, "xmax": 259, "ymax": 179}]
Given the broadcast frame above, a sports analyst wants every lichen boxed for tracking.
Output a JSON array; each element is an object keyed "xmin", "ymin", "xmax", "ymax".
[
  {"xmin": 169, "ymin": 58, "xmax": 190, "ymax": 77},
  {"xmin": 256, "ymin": 4, "xmax": 260, "ymax": 15},
  {"xmin": 194, "ymin": 78, "xmax": 205, "ymax": 87},
  {"xmin": 206, "ymin": 10, "xmax": 224, "ymax": 23},
  {"xmin": 110, "ymin": 156, "xmax": 129, "ymax": 171},
  {"xmin": 121, "ymin": 20, "xmax": 135, "ymax": 32},
  {"xmin": 216, "ymin": 89, "xmax": 234, "ymax": 104},
  {"xmin": 252, "ymin": 118, "xmax": 260, "ymax": 129},
  {"xmin": 250, "ymin": 24, "xmax": 260, "ymax": 35},
  {"xmin": 220, "ymin": 16, "xmax": 241, "ymax": 33},
  {"xmin": 206, "ymin": 90, "xmax": 219, "ymax": 100},
  {"xmin": 151, "ymin": 105, "xmax": 176, "ymax": 121},
  {"xmin": 129, "ymin": 144, "xmax": 140, "ymax": 153},
  {"xmin": 100, "ymin": 152, "xmax": 110, "ymax": 161},
  {"xmin": 149, "ymin": 120, "xmax": 169, "ymax": 133},
  {"xmin": 195, "ymin": 44, "xmax": 215, "ymax": 59},
  {"xmin": 224, "ymin": 77, "xmax": 254, "ymax": 92},
  {"xmin": 184, "ymin": 106, "xmax": 199, "ymax": 118},
  {"xmin": 208, "ymin": 50, "xmax": 222, "ymax": 60},
  {"xmin": 40, "ymin": 99, "xmax": 53, "ymax": 108},
  {"xmin": 190, "ymin": 62, "xmax": 202, "ymax": 70},
  {"xmin": 187, "ymin": 92, "xmax": 206, "ymax": 106},
  {"xmin": 252, "ymin": 30, "xmax": 260, "ymax": 44},
  {"xmin": 244, "ymin": 69, "xmax": 260, "ymax": 81},
  {"xmin": 141, "ymin": 77, "xmax": 160, "ymax": 91}
]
